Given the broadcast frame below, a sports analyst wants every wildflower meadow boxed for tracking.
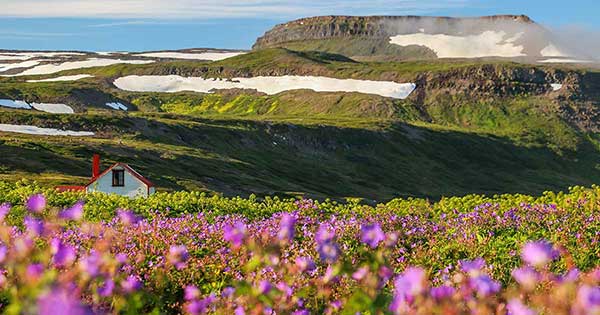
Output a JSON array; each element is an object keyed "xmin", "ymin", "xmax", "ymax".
[{"xmin": 0, "ymin": 180, "xmax": 598, "ymax": 314}]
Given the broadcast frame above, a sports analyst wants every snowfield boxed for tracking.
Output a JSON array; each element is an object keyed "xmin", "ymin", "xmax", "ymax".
[
  {"xmin": 113, "ymin": 75, "xmax": 417, "ymax": 99},
  {"xmin": 0, "ymin": 99, "xmax": 31, "ymax": 109},
  {"xmin": 31, "ymin": 103, "xmax": 74, "ymax": 114},
  {"xmin": 541, "ymin": 44, "xmax": 570, "ymax": 57},
  {"xmin": 540, "ymin": 58, "xmax": 592, "ymax": 64},
  {"xmin": 0, "ymin": 99, "xmax": 74, "ymax": 114},
  {"xmin": 0, "ymin": 51, "xmax": 84, "ymax": 61},
  {"xmin": 135, "ymin": 51, "xmax": 245, "ymax": 61},
  {"xmin": 0, "ymin": 124, "xmax": 93, "ymax": 136},
  {"xmin": 27, "ymin": 74, "xmax": 93, "ymax": 82},
  {"xmin": 550, "ymin": 84, "xmax": 563, "ymax": 91},
  {"xmin": 389, "ymin": 31, "xmax": 526, "ymax": 58},
  {"xmin": 8, "ymin": 58, "xmax": 154, "ymax": 76},
  {"xmin": 0, "ymin": 60, "xmax": 42, "ymax": 73},
  {"xmin": 106, "ymin": 102, "xmax": 128, "ymax": 111}
]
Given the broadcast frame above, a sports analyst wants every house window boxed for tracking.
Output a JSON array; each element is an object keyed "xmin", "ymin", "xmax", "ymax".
[{"xmin": 112, "ymin": 170, "xmax": 125, "ymax": 187}]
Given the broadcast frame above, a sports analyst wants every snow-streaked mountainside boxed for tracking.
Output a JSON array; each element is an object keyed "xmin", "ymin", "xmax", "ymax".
[{"xmin": 253, "ymin": 15, "xmax": 593, "ymax": 62}]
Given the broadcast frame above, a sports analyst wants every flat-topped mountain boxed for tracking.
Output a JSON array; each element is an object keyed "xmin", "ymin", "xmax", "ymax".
[{"xmin": 253, "ymin": 15, "xmax": 584, "ymax": 62}]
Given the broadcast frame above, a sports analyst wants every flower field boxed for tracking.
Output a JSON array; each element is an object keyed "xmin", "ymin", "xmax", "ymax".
[{"xmin": 0, "ymin": 181, "xmax": 598, "ymax": 314}]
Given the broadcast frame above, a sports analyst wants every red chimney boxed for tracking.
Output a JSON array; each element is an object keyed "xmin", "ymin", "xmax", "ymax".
[{"xmin": 92, "ymin": 154, "xmax": 100, "ymax": 178}]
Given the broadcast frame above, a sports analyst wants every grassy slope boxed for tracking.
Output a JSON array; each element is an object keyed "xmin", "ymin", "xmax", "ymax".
[
  {"xmin": 0, "ymin": 109, "xmax": 598, "ymax": 200},
  {"xmin": 0, "ymin": 49, "xmax": 598, "ymax": 199}
]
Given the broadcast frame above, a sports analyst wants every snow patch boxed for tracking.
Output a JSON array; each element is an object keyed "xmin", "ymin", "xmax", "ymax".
[
  {"xmin": 27, "ymin": 74, "xmax": 93, "ymax": 82},
  {"xmin": 31, "ymin": 103, "xmax": 74, "ymax": 114},
  {"xmin": 389, "ymin": 31, "xmax": 526, "ymax": 58},
  {"xmin": 541, "ymin": 44, "xmax": 570, "ymax": 57},
  {"xmin": 0, "ymin": 51, "xmax": 84, "ymax": 61},
  {"xmin": 0, "ymin": 60, "xmax": 41, "ymax": 72},
  {"xmin": 0, "ymin": 124, "xmax": 93, "ymax": 136},
  {"xmin": 539, "ymin": 58, "xmax": 592, "ymax": 64},
  {"xmin": 106, "ymin": 102, "xmax": 128, "ymax": 111},
  {"xmin": 0, "ymin": 99, "xmax": 31, "ymax": 109},
  {"xmin": 6, "ymin": 58, "xmax": 154, "ymax": 76},
  {"xmin": 135, "ymin": 51, "xmax": 245, "ymax": 61},
  {"xmin": 113, "ymin": 75, "xmax": 417, "ymax": 99},
  {"xmin": 550, "ymin": 84, "xmax": 563, "ymax": 91}
]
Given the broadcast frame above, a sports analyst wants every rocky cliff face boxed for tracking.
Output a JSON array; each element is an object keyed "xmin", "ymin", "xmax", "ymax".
[
  {"xmin": 252, "ymin": 15, "xmax": 566, "ymax": 61},
  {"xmin": 254, "ymin": 15, "xmax": 535, "ymax": 49}
]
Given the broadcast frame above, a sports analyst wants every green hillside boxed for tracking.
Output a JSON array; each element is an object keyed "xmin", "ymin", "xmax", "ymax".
[{"xmin": 0, "ymin": 48, "xmax": 599, "ymax": 200}]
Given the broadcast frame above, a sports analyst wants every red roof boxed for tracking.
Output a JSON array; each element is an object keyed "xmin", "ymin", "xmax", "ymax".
[
  {"xmin": 56, "ymin": 185, "xmax": 86, "ymax": 192},
  {"xmin": 87, "ymin": 163, "xmax": 154, "ymax": 188}
]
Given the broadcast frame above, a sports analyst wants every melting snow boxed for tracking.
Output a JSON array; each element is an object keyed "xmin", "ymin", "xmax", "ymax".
[
  {"xmin": 7, "ymin": 58, "xmax": 154, "ymax": 76},
  {"xmin": 541, "ymin": 44, "xmax": 569, "ymax": 57},
  {"xmin": 0, "ymin": 99, "xmax": 31, "ymax": 109},
  {"xmin": 113, "ymin": 75, "xmax": 417, "ymax": 99},
  {"xmin": 0, "ymin": 60, "xmax": 41, "ymax": 73},
  {"xmin": 135, "ymin": 52, "xmax": 245, "ymax": 61},
  {"xmin": 106, "ymin": 102, "xmax": 128, "ymax": 111},
  {"xmin": 27, "ymin": 74, "xmax": 93, "ymax": 82},
  {"xmin": 0, "ymin": 51, "xmax": 84, "ymax": 61},
  {"xmin": 0, "ymin": 99, "xmax": 73, "ymax": 114},
  {"xmin": 0, "ymin": 124, "xmax": 93, "ymax": 136},
  {"xmin": 550, "ymin": 84, "xmax": 563, "ymax": 91},
  {"xmin": 389, "ymin": 31, "xmax": 526, "ymax": 58},
  {"xmin": 539, "ymin": 58, "xmax": 592, "ymax": 64},
  {"xmin": 31, "ymin": 103, "xmax": 74, "ymax": 114}
]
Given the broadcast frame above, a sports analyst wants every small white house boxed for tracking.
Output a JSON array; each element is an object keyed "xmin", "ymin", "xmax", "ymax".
[
  {"xmin": 57, "ymin": 154, "xmax": 155, "ymax": 198},
  {"xmin": 86, "ymin": 161, "xmax": 156, "ymax": 198}
]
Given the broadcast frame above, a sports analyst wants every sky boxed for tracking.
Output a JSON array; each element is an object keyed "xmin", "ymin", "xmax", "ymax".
[{"xmin": 0, "ymin": 0, "xmax": 597, "ymax": 51}]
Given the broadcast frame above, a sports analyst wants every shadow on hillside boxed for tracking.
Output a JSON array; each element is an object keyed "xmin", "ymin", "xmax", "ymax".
[{"xmin": 1, "ymin": 115, "xmax": 599, "ymax": 201}]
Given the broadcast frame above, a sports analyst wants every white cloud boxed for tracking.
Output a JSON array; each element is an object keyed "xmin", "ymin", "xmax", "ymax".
[{"xmin": 0, "ymin": 0, "xmax": 470, "ymax": 19}]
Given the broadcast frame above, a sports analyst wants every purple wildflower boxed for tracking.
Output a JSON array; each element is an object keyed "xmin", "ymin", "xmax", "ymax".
[
  {"xmin": 507, "ymin": 299, "xmax": 537, "ymax": 315},
  {"xmin": 121, "ymin": 275, "xmax": 142, "ymax": 293},
  {"xmin": 521, "ymin": 240, "xmax": 558, "ymax": 267},
  {"xmin": 26, "ymin": 263, "xmax": 44, "ymax": 281},
  {"xmin": 352, "ymin": 266, "xmax": 369, "ymax": 281},
  {"xmin": 295, "ymin": 256, "xmax": 316, "ymax": 273},
  {"xmin": 0, "ymin": 203, "xmax": 10, "ymax": 222},
  {"xmin": 234, "ymin": 306, "xmax": 245, "ymax": 315},
  {"xmin": 317, "ymin": 241, "xmax": 340, "ymax": 264},
  {"xmin": 51, "ymin": 238, "xmax": 76, "ymax": 267},
  {"xmin": 512, "ymin": 267, "xmax": 540, "ymax": 290},
  {"xmin": 37, "ymin": 288, "xmax": 91, "ymax": 315},
  {"xmin": 576, "ymin": 285, "xmax": 600, "ymax": 311},
  {"xmin": 258, "ymin": 280, "xmax": 272, "ymax": 295},
  {"xmin": 117, "ymin": 210, "xmax": 141, "ymax": 225},
  {"xmin": 79, "ymin": 251, "xmax": 101, "ymax": 277},
  {"xmin": 26, "ymin": 194, "xmax": 46, "ymax": 213},
  {"xmin": 24, "ymin": 216, "xmax": 44, "ymax": 236},
  {"xmin": 0, "ymin": 245, "xmax": 7, "ymax": 263},
  {"xmin": 470, "ymin": 275, "xmax": 501, "ymax": 297},
  {"xmin": 315, "ymin": 224, "xmax": 339, "ymax": 263},
  {"xmin": 393, "ymin": 267, "xmax": 426, "ymax": 303},
  {"xmin": 221, "ymin": 287, "xmax": 235, "ymax": 298},
  {"xmin": 430, "ymin": 285, "xmax": 455, "ymax": 300},
  {"xmin": 59, "ymin": 201, "xmax": 84, "ymax": 220},
  {"xmin": 223, "ymin": 221, "xmax": 246, "ymax": 247},
  {"xmin": 184, "ymin": 285, "xmax": 201, "ymax": 301},
  {"xmin": 277, "ymin": 213, "xmax": 297, "ymax": 242},
  {"xmin": 459, "ymin": 258, "xmax": 486, "ymax": 276},
  {"xmin": 360, "ymin": 223, "xmax": 385, "ymax": 248},
  {"xmin": 168, "ymin": 245, "xmax": 189, "ymax": 270},
  {"xmin": 97, "ymin": 279, "xmax": 114, "ymax": 297}
]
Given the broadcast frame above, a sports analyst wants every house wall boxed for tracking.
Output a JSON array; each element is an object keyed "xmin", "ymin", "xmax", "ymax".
[{"xmin": 86, "ymin": 165, "xmax": 151, "ymax": 198}]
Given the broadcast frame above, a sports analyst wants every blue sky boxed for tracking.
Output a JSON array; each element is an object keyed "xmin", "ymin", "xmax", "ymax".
[{"xmin": 0, "ymin": 0, "xmax": 597, "ymax": 51}]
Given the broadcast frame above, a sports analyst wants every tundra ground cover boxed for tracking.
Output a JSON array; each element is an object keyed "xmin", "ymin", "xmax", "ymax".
[{"xmin": 0, "ymin": 183, "xmax": 598, "ymax": 314}]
